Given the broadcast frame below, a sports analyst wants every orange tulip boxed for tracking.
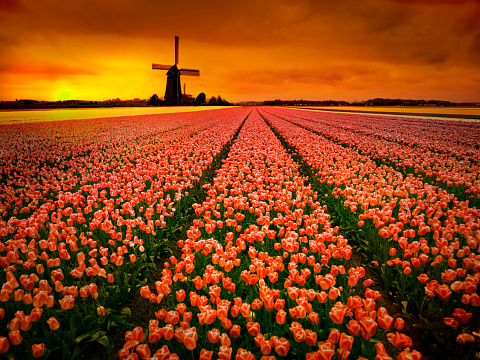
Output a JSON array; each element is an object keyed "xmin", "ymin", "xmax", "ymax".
[
  {"xmin": 394, "ymin": 318, "xmax": 405, "ymax": 330},
  {"xmin": 317, "ymin": 342, "xmax": 335, "ymax": 360},
  {"xmin": 435, "ymin": 284, "xmax": 452, "ymax": 301},
  {"xmin": 456, "ymin": 333, "xmax": 475, "ymax": 344},
  {"xmin": 47, "ymin": 317, "xmax": 60, "ymax": 330},
  {"xmin": 32, "ymin": 343, "xmax": 45, "ymax": 358},
  {"xmin": 252, "ymin": 298, "xmax": 263, "ymax": 310},
  {"xmin": 360, "ymin": 317, "xmax": 378, "ymax": 340},
  {"xmin": 148, "ymin": 327, "xmax": 164, "ymax": 343},
  {"xmin": 9, "ymin": 330, "xmax": 22, "ymax": 346},
  {"xmin": 163, "ymin": 324, "xmax": 174, "ymax": 341},
  {"xmin": 258, "ymin": 338, "xmax": 271, "ymax": 355},
  {"xmin": 276, "ymin": 310, "xmax": 286, "ymax": 324},
  {"xmin": 136, "ymin": 344, "xmax": 151, "ymax": 359},
  {"xmin": 328, "ymin": 328, "xmax": 340, "ymax": 344},
  {"xmin": 304, "ymin": 329, "xmax": 317, "ymax": 346},
  {"xmin": 153, "ymin": 345, "xmax": 170, "ymax": 360},
  {"xmin": 235, "ymin": 348, "xmax": 254, "ymax": 360},
  {"xmin": 397, "ymin": 350, "xmax": 423, "ymax": 360},
  {"xmin": 452, "ymin": 308, "xmax": 472, "ymax": 325},
  {"xmin": 231, "ymin": 305, "xmax": 240, "ymax": 317},
  {"xmin": 339, "ymin": 332, "xmax": 353, "ymax": 351},
  {"xmin": 174, "ymin": 327, "xmax": 184, "ymax": 343},
  {"xmin": 274, "ymin": 299, "xmax": 285, "ymax": 311},
  {"xmin": 293, "ymin": 329, "xmax": 306, "ymax": 343},
  {"xmin": 220, "ymin": 333, "xmax": 231, "ymax": 347},
  {"xmin": 10, "ymin": 318, "xmax": 20, "ymax": 331},
  {"xmin": 329, "ymin": 305, "xmax": 347, "ymax": 324},
  {"xmin": 183, "ymin": 328, "xmax": 197, "ymax": 350},
  {"xmin": 0, "ymin": 337, "xmax": 9, "ymax": 354},
  {"xmin": 346, "ymin": 320, "xmax": 361, "ymax": 336},
  {"xmin": 307, "ymin": 312, "xmax": 319, "ymax": 325},
  {"xmin": 208, "ymin": 329, "xmax": 220, "ymax": 343},
  {"xmin": 274, "ymin": 337, "xmax": 290, "ymax": 357},
  {"xmin": 230, "ymin": 324, "xmax": 241, "ymax": 338},
  {"xmin": 240, "ymin": 303, "xmax": 251, "ymax": 318},
  {"xmin": 378, "ymin": 314, "xmax": 394, "ymax": 329},
  {"xmin": 390, "ymin": 332, "xmax": 412, "ymax": 348},
  {"xmin": 218, "ymin": 345, "xmax": 233, "ymax": 360},
  {"xmin": 176, "ymin": 289, "xmax": 186, "ymax": 302},
  {"xmin": 165, "ymin": 310, "xmax": 180, "ymax": 325},
  {"xmin": 204, "ymin": 309, "xmax": 217, "ymax": 324},
  {"xmin": 199, "ymin": 349, "xmax": 213, "ymax": 360}
]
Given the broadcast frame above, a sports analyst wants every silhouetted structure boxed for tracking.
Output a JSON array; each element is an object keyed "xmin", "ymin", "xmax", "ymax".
[
  {"xmin": 147, "ymin": 94, "xmax": 164, "ymax": 106},
  {"xmin": 152, "ymin": 36, "xmax": 200, "ymax": 106}
]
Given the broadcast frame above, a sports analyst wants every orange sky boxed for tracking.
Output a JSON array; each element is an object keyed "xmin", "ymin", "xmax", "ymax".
[{"xmin": 0, "ymin": 0, "xmax": 479, "ymax": 103}]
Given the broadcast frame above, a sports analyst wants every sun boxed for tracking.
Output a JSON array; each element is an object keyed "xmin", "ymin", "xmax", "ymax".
[{"xmin": 54, "ymin": 88, "xmax": 76, "ymax": 101}]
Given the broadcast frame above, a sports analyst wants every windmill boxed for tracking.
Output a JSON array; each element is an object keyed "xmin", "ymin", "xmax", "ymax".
[{"xmin": 152, "ymin": 36, "xmax": 200, "ymax": 105}]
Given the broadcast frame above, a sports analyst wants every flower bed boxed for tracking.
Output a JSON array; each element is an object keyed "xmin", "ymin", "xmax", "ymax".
[
  {"xmin": 261, "ymin": 107, "xmax": 480, "ymax": 206},
  {"xmin": 120, "ymin": 110, "xmax": 418, "ymax": 360},
  {"xmin": 0, "ymin": 108, "xmax": 249, "ymax": 359},
  {"xmin": 260, "ymin": 107, "xmax": 480, "ymax": 358}
]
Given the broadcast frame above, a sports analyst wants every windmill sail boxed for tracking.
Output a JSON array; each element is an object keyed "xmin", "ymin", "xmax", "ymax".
[
  {"xmin": 179, "ymin": 68, "xmax": 200, "ymax": 76},
  {"xmin": 175, "ymin": 36, "xmax": 179, "ymax": 65},
  {"xmin": 152, "ymin": 64, "xmax": 172, "ymax": 70}
]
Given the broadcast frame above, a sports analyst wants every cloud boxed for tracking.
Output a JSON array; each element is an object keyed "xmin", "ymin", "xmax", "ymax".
[
  {"xmin": 0, "ymin": 0, "xmax": 23, "ymax": 12},
  {"xmin": 0, "ymin": 0, "xmax": 479, "ymax": 102},
  {"xmin": 0, "ymin": 61, "xmax": 100, "ymax": 78}
]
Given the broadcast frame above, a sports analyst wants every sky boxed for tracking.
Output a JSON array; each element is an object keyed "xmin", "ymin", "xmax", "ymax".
[{"xmin": 0, "ymin": 0, "xmax": 479, "ymax": 103}]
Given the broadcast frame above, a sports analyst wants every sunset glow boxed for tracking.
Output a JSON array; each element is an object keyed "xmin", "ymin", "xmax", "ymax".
[{"xmin": 1, "ymin": 0, "xmax": 479, "ymax": 103}]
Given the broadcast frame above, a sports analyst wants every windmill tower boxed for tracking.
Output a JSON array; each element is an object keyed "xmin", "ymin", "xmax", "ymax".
[{"xmin": 152, "ymin": 36, "xmax": 200, "ymax": 105}]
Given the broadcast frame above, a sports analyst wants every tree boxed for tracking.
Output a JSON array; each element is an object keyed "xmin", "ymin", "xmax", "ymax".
[
  {"xmin": 208, "ymin": 96, "xmax": 217, "ymax": 105},
  {"xmin": 195, "ymin": 93, "xmax": 206, "ymax": 105}
]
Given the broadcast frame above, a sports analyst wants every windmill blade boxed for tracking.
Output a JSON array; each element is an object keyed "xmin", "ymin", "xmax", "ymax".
[
  {"xmin": 152, "ymin": 63, "xmax": 172, "ymax": 70},
  {"xmin": 179, "ymin": 68, "xmax": 200, "ymax": 76},
  {"xmin": 175, "ymin": 36, "xmax": 179, "ymax": 65}
]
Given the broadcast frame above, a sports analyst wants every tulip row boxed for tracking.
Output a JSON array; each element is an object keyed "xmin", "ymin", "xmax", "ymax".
[
  {"xmin": 259, "ymin": 107, "xmax": 480, "ymax": 358},
  {"xmin": 261, "ymin": 107, "xmax": 480, "ymax": 206},
  {"xmin": 0, "ymin": 108, "xmax": 250, "ymax": 359},
  {"xmin": 119, "ymin": 110, "xmax": 420, "ymax": 360}
]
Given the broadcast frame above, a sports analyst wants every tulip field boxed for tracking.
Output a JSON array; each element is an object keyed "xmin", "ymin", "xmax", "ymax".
[{"xmin": 0, "ymin": 107, "xmax": 479, "ymax": 360}]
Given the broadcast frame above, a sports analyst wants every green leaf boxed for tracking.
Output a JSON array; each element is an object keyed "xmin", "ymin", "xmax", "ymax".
[
  {"xmin": 75, "ymin": 333, "xmax": 91, "ymax": 344},
  {"xmin": 96, "ymin": 336, "xmax": 111, "ymax": 350}
]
